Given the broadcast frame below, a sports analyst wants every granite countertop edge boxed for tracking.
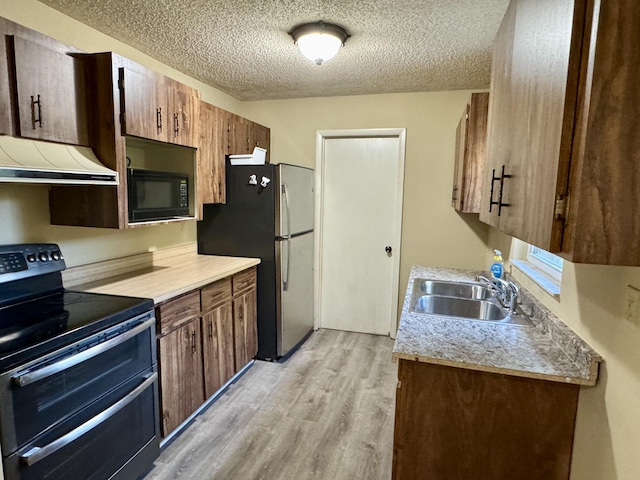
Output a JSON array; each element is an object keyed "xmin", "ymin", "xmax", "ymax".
[{"xmin": 392, "ymin": 265, "xmax": 603, "ymax": 386}]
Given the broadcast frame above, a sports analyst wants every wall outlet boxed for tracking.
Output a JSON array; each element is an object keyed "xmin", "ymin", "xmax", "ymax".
[{"xmin": 625, "ymin": 285, "xmax": 640, "ymax": 325}]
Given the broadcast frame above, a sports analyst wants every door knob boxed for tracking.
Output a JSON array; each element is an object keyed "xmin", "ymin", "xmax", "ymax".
[{"xmin": 385, "ymin": 246, "xmax": 392, "ymax": 254}]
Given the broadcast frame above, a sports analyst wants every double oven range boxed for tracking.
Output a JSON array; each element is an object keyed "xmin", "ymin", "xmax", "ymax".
[{"xmin": 0, "ymin": 244, "xmax": 160, "ymax": 480}]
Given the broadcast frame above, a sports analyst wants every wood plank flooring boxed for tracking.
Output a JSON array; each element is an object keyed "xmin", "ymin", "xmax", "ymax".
[{"xmin": 143, "ymin": 329, "xmax": 397, "ymax": 480}]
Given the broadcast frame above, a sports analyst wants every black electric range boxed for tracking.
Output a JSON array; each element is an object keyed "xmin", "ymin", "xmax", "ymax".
[
  {"xmin": 0, "ymin": 243, "xmax": 160, "ymax": 480},
  {"xmin": 0, "ymin": 244, "xmax": 153, "ymax": 372}
]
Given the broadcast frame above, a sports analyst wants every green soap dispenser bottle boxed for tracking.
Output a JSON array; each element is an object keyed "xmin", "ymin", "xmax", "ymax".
[{"xmin": 490, "ymin": 249, "xmax": 504, "ymax": 279}]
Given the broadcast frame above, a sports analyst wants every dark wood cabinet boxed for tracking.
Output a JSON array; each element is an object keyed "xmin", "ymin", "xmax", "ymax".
[
  {"xmin": 10, "ymin": 36, "xmax": 90, "ymax": 146},
  {"xmin": 119, "ymin": 67, "xmax": 167, "ymax": 142},
  {"xmin": 158, "ymin": 317, "xmax": 205, "ymax": 437},
  {"xmin": 198, "ymin": 101, "xmax": 227, "ymax": 209},
  {"xmin": 200, "ymin": 277, "xmax": 234, "ymax": 398},
  {"xmin": 392, "ymin": 360, "xmax": 579, "ymax": 480},
  {"xmin": 202, "ymin": 304, "xmax": 234, "ymax": 398},
  {"xmin": 452, "ymin": 92, "xmax": 488, "ymax": 213},
  {"xmin": 232, "ymin": 267, "xmax": 258, "ymax": 370},
  {"xmin": 0, "ymin": 18, "xmax": 89, "ymax": 144},
  {"xmin": 156, "ymin": 267, "xmax": 257, "ymax": 438},
  {"xmin": 169, "ymin": 84, "xmax": 199, "ymax": 147},
  {"xmin": 481, "ymin": 0, "xmax": 640, "ymax": 265},
  {"xmin": 224, "ymin": 111, "xmax": 271, "ymax": 163}
]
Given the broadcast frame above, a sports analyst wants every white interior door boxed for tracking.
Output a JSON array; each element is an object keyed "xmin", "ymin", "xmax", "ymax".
[{"xmin": 318, "ymin": 132, "xmax": 405, "ymax": 336}]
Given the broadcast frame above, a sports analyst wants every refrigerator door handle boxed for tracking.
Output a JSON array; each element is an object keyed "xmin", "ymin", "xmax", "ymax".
[{"xmin": 282, "ymin": 183, "xmax": 292, "ymax": 291}]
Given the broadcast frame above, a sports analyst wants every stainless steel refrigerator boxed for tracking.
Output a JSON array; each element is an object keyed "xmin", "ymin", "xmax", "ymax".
[{"xmin": 197, "ymin": 163, "xmax": 314, "ymax": 361}]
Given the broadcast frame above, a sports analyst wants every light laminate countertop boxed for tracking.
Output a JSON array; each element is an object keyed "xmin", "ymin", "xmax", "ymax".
[
  {"xmin": 73, "ymin": 253, "xmax": 260, "ymax": 305},
  {"xmin": 392, "ymin": 266, "xmax": 602, "ymax": 386}
]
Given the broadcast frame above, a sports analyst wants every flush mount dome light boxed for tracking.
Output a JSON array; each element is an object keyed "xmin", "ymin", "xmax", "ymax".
[{"xmin": 289, "ymin": 21, "xmax": 350, "ymax": 65}]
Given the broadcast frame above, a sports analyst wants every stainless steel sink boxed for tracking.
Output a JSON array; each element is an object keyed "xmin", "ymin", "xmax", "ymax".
[
  {"xmin": 410, "ymin": 279, "xmax": 533, "ymax": 326},
  {"xmin": 416, "ymin": 279, "xmax": 494, "ymax": 300},
  {"xmin": 413, "ymin": 295, "xmax": 507, "ymax": 320}
]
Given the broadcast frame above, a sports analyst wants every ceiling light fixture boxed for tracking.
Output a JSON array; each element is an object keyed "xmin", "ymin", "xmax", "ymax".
[{"xmin": 289, "ymin": 21, "xmax": 350, "ymax": 65}]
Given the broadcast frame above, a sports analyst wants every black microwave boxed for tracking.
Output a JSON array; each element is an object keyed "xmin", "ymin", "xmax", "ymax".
[{"xmin": 127, "ymin": 169, "xmax": 189, "ymax": 222}]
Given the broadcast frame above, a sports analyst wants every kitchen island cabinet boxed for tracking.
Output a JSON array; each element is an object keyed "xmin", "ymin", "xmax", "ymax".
[
  {"xmin": 481, "ymin": 0, "xmax": 640, "ymax": 265},
  {"xmin": 452, "ymin": 92, "xmax": 488, "ymax": 213}
]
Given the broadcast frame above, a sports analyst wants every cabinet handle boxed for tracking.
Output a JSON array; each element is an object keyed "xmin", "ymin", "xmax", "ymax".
[
  {"xmin": 156, "ymin": 107, "xmax": 163, "ymax": 133},
  {"xmin": 208, "ymin": 321, "xmax": 213, "ymax": 339},
  {"xmin": 451, "ymin": 186, "xmax": 458, "ymax": 202},
  {"xmin": 174, "ymin": 113, "xmax": 180, "ymax": 136},
  {"xmin": 191, "ymin": 329, "xmax": 196, "ymax": 353},
  {"xmin": 30, "ymin": 95, "xmax": 42, "ymax": 129},
  {"xmin": 489, "ymin": 168, "xmax": 500, "ymax": 212},
  {"xmin": 489, "ymin": 166, "xmax": 511, "ymax": 216},
  {"xmin": 497, "ymin": 165, "xmax": 512, "ymax": 216}
]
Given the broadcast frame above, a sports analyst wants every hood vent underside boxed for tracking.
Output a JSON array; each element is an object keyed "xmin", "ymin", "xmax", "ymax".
[{"xmin": 0, "ymin": 136, "xmax": 118, "ymax": 185}]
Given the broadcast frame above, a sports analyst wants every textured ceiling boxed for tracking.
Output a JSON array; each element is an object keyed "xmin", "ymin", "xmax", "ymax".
[{"xmin": 38, "ymin": 0, "xmax": 509, "ymax": 101}]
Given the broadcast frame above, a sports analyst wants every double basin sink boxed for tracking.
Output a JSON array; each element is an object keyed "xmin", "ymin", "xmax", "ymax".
[{"xmin": 410, "ymin": 279, "xmax": 532, "ymax": 326}]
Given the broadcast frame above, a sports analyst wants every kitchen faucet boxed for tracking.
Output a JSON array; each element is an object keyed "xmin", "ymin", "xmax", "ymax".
[{"xmin": 476, "ymin": 275, "xmax": 519, "ymax": 315}]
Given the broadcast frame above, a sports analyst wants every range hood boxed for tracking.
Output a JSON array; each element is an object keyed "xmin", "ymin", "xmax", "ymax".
[{"xmin": 0, "ymin": 136, "xmax": 118, "ymax": 185}]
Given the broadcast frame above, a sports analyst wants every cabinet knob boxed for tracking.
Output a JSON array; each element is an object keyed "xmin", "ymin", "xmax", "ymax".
[{"xmin": 385, "ymin": 246, "xmax": 392, "ymax": 254}]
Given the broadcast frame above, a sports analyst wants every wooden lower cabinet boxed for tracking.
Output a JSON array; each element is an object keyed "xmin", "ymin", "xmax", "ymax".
[
  {"xmin": 158, "ymin": 318, "xmax": 205, "ymax": 436},
  {"xmin": 233, "ymin": 287, "xmax": 258, "ymax": 371},
  {"xmin": 392, "ymin": 360, "xmax": 579, "ymax": 480},
  {"xmin": 201, "ymin": 303, "xmax": 235, "ymax": 398},
  {"xmin": 156, "ymin": 266, "xmax": 258, "ymax": 438}
]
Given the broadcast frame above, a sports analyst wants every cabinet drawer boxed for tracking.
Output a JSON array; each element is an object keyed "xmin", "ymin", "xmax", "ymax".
[
  {"xmin": 233, "ymin": 267, "xmax": 256, "ymax": 296},
  {"xmin": 201, "ymin": 278, "xmax": 232, "ymax": 312},
  {"xmin": 157, "ymin": 291, "xmax": 200, "ymax": 336}
]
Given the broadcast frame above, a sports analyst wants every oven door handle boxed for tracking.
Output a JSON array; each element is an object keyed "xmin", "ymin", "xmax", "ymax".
[
  {"xmin": 20, "ymin": 372, "xmax": 157, "ymax": 466},
  {"xmin": 12, "ymin": 315, "xmax": 155, "ymax": 388}
]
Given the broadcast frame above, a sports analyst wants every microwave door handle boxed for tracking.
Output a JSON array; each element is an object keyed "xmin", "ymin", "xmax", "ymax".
[
  {"xmin": 20, "ymin": 372, "xmax": 158, "ymax": 466},
  {"xmin": 12, "ymin": 315, "xmax": 155, "ymax": 388}
]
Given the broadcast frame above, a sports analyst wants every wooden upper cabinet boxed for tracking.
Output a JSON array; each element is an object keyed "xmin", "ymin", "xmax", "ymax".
[
  {"xmin": 119, "ymin": 67, "xmax": 200, "ymax": 147},
  {"xmin": 10, "ymin": 35, "xmax": 89, "ymax": 146},
  {"xmin": 225, "ymin": 113, "xmax": 271, "ymax": 161},
  {"xmin": 198, "ymin": 101, "xmax": 226, "ymax": 209},
  {"xmin": 119, "ymin": 67, "xmax": 167, "ymax": 143},
  {"xmin": 251, "ymin": 122, "xmax": 271, "ymax": 163},
  {"xmin": 481, "ymin": 0, "xmax": 640, "ymax": 265},
  {"xmin": 452, "ymin": 92, "xmax": 488, "ymax": 213},
  {"xmin": 169, "ymin": 84, "xmax": 199, "ymax": 147}
]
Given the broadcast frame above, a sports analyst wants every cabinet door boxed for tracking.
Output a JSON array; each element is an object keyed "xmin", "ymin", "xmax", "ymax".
[
  {"xmin": 169, "ymin": 85, "xmax": 199, "ymax": 147},
  {"xmin": 119, "ymin": 67, "xmax": 168, "ymax": 142},
  {"xmin": 11, "ymin": 36, "xmax": 89, "ymax": 146},
  {"xmin": 202, "ymin": 303, "xmax": 234, "ymax": 398},
  {"xmin": 233, "ymin": 287, "xmax": 258, "ymax": 371},
  {"xmin": 158, "ymin": 319, "xmax": 204, "ymax": 437},
  {"xmin": 452, "ymin": 103, "xmax": 469, "ymax": 210},
  {"xmin": 251, "ymin": 122, "xmax": 271, "ymax": 163},
  {"xmin": 197, "ymin": 101, "xmax": 226, "ymax": 208},
  {"xmin": 454, "ymin": 93, "xmax": 488, "ymax": 213},
  {"xmin": 229, "ymin": 114, "xmax": 251, "ymax": 155},
  {"xmin": 481, "ymin": 0, "xmax": 583, "ymax": 251}
]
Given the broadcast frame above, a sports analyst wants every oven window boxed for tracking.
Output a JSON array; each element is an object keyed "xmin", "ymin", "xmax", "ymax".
[
  {"xmin": 12, "ymin": 373, "xmax": 158, "ymax": 480},
  {"xmin": 10, "ymin": 324, "xmax": 154, "ymax": 451}
]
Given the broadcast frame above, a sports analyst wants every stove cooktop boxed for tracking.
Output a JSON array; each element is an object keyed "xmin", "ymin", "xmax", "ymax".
[{"xmin": 0, "ymin": 290, "xmax": 153, "ymax": 372}]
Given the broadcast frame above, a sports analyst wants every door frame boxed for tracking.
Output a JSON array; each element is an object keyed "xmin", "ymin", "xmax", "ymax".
[{"xmin": 314, "ymin": 128, "xmax": 407, "ymax": 338}]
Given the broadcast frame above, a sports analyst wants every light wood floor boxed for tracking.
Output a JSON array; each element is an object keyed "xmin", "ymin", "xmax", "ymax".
[{"xmin": 144, "ymin": 329, "xmax": 398, "ymax": 480}]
